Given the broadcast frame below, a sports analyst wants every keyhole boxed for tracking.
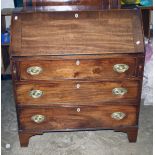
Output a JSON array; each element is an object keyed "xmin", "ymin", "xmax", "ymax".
[
  {"xmin": 76, "ymin": 84, "xmax": 80, "ymax": 89},
  {"xmin": 76, "ymin": 60, "xmax": 80, "ymax": 65},
  {"xmin": 75, "ymin": 13, "xmax": 79, "ymax": 18},
  {"xmin": 14, "ymin": 16, "xmax": 18, "ymax": 20},
  {"xmin": 77, "ymin": 108, "xmax": 80, "ymax": 112}
]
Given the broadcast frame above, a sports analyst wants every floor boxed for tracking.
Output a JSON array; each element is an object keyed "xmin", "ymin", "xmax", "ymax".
[{"xmin": 1, "ymin": 80, "xmax": 153, "ymax": 155}]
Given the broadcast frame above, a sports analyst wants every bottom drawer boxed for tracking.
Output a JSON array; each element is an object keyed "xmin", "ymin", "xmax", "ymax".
[{"xmin": 19, "ymin": 105, "xmax": 137, "ymax": 131}]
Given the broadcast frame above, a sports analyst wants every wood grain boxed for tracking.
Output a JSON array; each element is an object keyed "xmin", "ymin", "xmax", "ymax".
[
  {"xmin": 10, "ymin": 10, "xmax": 144, "ymax": 56},
  {"xmin": 10, "ymin": 8, "xmax": 145, "ymax": 145},
  {"xmin": 19, "ymin": 105, "xmax": 137, "ymax": 130},
  {"xmin": 24, "ymin": 0, "xmax": 103, "ymax": 6},
  {"xmin": 18, "ymin": 58, "xmax": 138, "ymax": 81},
  {"xmin": 16, "ymin": 80, "xmax": 140, "ymax": 105},
  {"xmin": 23, "ymin": 0, "xmax": 120, "ymax": 9}
]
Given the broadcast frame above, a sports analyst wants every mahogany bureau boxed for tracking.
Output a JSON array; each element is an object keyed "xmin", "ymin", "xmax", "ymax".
[{"xmin": 10, "ymin": 9, "xmax": 145, "ymax": 147}]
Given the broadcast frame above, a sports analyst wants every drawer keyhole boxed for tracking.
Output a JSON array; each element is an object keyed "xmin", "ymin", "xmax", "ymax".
[
  {"xmin": 76, "ymin": 84, "xmax": 80, "ymax": 89},
  {"xmin": 75, "ymin": 13, "xmax": 79, "ymax": 18},
  {"xmin": 77, "ymin": 108, "xmax": 80, "ymax": 112},
  {"xmin": 76, "ymin": 60, "xmax": 80, "ymax": 66},
  {"xmin": 14, "ymin": 16, "xmax": 18, "ymax": 20}
]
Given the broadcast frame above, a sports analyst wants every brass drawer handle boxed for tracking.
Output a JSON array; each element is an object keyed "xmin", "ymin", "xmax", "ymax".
[
  {"xmin": 27, "ymin": 66, "xmax": 42, "ymax": 75},
  {"xmin": 29, "ymin": 90, "xmax": 43, "ymax": 98},
  {"xmin": 31, "ymin": 114, "xmax": 45, "ymax": 123},
  {"xmin": 112, "ymin": 87, "xmax": 127, "ymax": 96},
  {"xmin": 113, "ymin": 64, "xmax": 129, "ymax": 73},
  {"xmin": 111, "ymin": 112, "xmax": 126, "ymax": 120}
]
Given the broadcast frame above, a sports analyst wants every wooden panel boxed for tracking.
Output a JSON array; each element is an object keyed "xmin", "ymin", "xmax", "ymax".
[
  {"xmin": 109, "ymin": 0, "xmax": 120, "ymax": 9},
  {"xmin": 14, "ymin": 5, "xmax": 102, "ymax": 13},
  {"xmin": 30, "ymin": 0, "xmax": 103, "ymax": 6},
  {"xmin": 23, "ymin": 0, "xmax": 119, "ymax": 9},
  {"xmin": 16, "ymin": 81, "xmax": 140, "ymax": 105},
  {"xmin": 10, "ymin": 10, "xmax": 144, "ymax": 56},
  {"xmin": 19, "ymin": 58, "xmax": 137, "ymax": 81},
  {"xmin": 19, "ymin": 105, "xmax": 137, "ymax": 130},
  {"xmin": 10, "ymin": 13, "xmax": 22, "ymax": 53},
  {"xmin": 132, "ymin": 12, "xmax": 145, "ymax": 54}
]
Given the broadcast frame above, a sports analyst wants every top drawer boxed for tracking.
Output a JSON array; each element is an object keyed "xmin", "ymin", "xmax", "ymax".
[{"xmin": 15, "ymin": 57, "xmax": 143, "ymax": 81}]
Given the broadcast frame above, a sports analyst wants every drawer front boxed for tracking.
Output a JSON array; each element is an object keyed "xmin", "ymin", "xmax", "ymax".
[
  {"xmin": 16, "ymin": 81, "xmax": 139, "ymax": 105},
  {"xmin": 18, "ymin": 58, "xmax": 137, "ymax": 81},
  {"xmin": 19, "ymin": 105, "xmax": 137, "ymax": 130}
]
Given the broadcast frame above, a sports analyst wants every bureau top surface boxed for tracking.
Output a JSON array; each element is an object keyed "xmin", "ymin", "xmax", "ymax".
[{"xmin": 11, "ymin": 9, "xmax": 144, "ymax": 56}]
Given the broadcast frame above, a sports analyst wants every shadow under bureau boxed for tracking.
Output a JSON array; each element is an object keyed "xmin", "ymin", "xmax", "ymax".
[{"xmin": 10, "ymin": 9, "xmax": 145, "ymax": 147}]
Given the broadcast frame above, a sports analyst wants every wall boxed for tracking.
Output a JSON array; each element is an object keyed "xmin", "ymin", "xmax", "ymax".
[
  {"xmin": 1, "ymin": 0, "xmax": 14, "ymax": 28},
  {"xmin": 150, "ymin": 11, "xmax": 153, "ymax": 29}
]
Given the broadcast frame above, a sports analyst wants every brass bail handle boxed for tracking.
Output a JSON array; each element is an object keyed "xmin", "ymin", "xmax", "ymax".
[
  {"xmin": 113, "ymin": 64, "xmax": 129, "ymax": 73},
  {"xmin": 27, "ymin": 66, "xmax": 43, "ymax": 75},
  {"xmin": 29, "ymin": 90, "xmax": 43, "ymax": 98},
  {"xmin": 111, "ymin": 112, "xmax": 126, "ymax": 120},
  {"xmin": 112, "ymin": 87, "xmax": 128, "ymax": 96},
  {"xmin": 31, "ymin": 114, "xmax": 45, "ymax": 123}
]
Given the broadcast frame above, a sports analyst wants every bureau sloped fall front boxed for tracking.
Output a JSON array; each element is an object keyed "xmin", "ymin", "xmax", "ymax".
[{"xmin": 10, "ymin": 9, "xmax": 145, "ymax": 147}]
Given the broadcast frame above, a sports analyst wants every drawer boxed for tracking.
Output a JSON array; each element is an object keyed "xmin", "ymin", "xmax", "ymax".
[
  {"xmin": 17, "ymin": 58, "xmax": 138, "ymax": 81},
  {"xmin": 16, "ymin": 81, "xmax": 140, "ymax": 105},
  {"xmin": 18, "ymin": 105, "xmax": 137, "ymax": 130}
]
